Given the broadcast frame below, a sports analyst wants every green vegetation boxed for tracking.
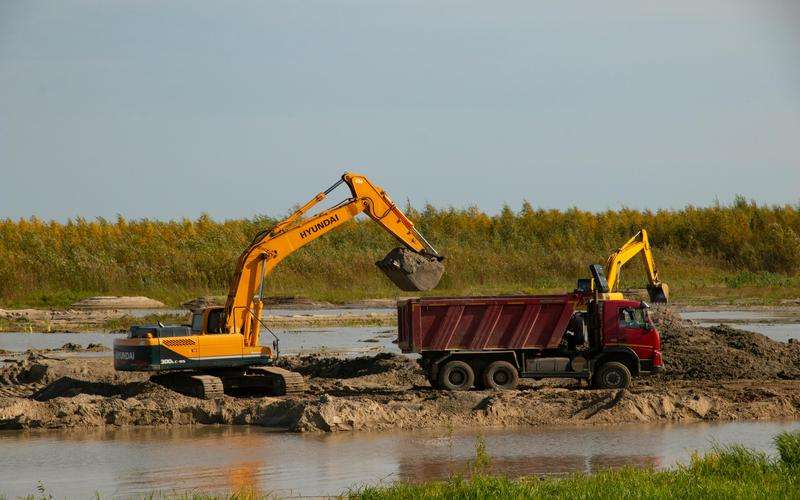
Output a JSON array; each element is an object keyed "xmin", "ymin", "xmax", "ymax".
[
  {"xmin": 351, "ymin": 431, "xmax": 800, "ymax": 499},
  {"xmin": 1, "ymin": 197, "xmax": 799, "ymax": 307}
]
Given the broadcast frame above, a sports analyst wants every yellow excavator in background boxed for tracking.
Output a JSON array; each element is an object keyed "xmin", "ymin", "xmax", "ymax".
[
  {"xmin": 581, "ymin": 229, "xmax": 669, "ymax": 304},
  {"xmin": 114, "ymin": 172, "xmax": 444, "ymax": 399}
]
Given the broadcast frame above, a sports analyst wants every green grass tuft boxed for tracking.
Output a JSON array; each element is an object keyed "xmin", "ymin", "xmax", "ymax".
[{"xmin": 775, "ymin": 430, "xmax": 800, "ymax": 468}]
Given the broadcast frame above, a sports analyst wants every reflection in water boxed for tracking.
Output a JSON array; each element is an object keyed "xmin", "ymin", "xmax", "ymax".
[{"xmin": 3, "ymin": 420, "xmax": 798, "ymax": 498}]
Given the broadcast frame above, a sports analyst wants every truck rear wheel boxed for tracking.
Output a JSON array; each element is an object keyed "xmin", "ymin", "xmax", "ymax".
[
  {"xmin": 593, "ymin": 362, "xmax": 632, "ymax": 390},
  {"xmin": 438, "ymin": 360, "xmax": 475, "ymax": 391},
  {"xmin": 482, "ymin": 361, "xmax": 519, "ymax": 390}
]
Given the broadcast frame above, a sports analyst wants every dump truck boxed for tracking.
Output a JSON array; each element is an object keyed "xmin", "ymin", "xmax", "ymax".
[
  {"xmin": 398, "ymin": 263, "xmax": 665, "ymax": 391},
  {"xmin": 398, "ymin": 288, "xmax": 663, "ymax": 391}
]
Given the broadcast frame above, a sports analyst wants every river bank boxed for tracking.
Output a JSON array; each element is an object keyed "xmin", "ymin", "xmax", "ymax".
[{"xmin": 2, "ymin": 298, "xmax": 800, "ymax": 333}]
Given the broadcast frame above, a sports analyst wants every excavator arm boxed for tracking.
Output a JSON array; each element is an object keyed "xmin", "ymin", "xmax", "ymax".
[
  {"xmin": 224, "ymin": 172, "xmax": 442, "ymax": 346},
  {"xmin": 603, "ymin": 229, "xmax": 669, "ymax": 303}
]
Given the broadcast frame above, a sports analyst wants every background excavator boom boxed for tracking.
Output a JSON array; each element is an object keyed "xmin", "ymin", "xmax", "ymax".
[{"xmin": 603, "ymin": 229, "xmax": 669, "ymax": 303}]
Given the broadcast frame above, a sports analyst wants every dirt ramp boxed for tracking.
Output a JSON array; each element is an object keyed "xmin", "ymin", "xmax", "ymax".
[{"xmin": 376, "ymin": 247, "xmax": 444, "ymax": 291}]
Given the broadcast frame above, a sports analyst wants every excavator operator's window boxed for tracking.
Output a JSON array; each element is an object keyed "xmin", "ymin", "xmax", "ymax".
[
  {"xmin": 191, "ymin": 313, "xmax": 203, "ymax": 333},
  {"xmin": 207, "ymin": 310, "xmax": 225, "ymax": 333}
]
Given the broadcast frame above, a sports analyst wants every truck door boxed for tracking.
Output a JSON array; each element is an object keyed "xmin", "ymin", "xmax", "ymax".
[{"xmin": 611, "ymin": 303, "xmax": 655, "ymax": 359}]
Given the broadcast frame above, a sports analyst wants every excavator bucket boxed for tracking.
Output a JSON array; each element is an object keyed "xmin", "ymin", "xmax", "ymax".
[
  {"xmin": 376, "ymin": 247, "xmax": 444, "ymax": 291},
  {"xmin": 647, "ymin": 283, "xmax": 670, "ymax": 304}
]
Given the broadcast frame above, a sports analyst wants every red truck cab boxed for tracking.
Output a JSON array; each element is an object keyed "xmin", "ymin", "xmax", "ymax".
[{"xmin": 398, "ymin": 293, "xmax": 663, "ymax": 391}]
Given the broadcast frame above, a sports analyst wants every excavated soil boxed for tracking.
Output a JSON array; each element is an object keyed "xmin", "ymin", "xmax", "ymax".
[
  {"xmin": 1, "ymin": 308, "xmax": 799, "ymax": 432},
  {"xmin": 651, "ymin": 307, "xmax": 800, "ymax": 380}
]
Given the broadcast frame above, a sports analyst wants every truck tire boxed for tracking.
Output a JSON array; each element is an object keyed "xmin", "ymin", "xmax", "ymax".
[
  {"xmin": 438, "ymin": 360, "xmax": 475, "ymax": 391},
  {"xmin": 482, "ymin": 361, "xmax": 519, "ymax": 390},
  {"xmin": 593, "ymin": 362, "xmax": 632, "ymax": 390}
]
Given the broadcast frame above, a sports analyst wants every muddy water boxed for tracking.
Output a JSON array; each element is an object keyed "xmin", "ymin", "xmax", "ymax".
[
  {"xmin": 0, "ymin": 327, "xmax": 399, "ymax": 356},
  {"xmin": 679, "ymin": 310, "xmax": 800, "ymax": 342},
  {"xmin": 2, "ymin": 420, "xmax": 799, "ymax": 497}
]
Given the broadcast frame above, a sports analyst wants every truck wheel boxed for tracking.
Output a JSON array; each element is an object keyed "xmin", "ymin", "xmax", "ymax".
[
  {"xmin": 482, "ymin": 361, "xmax": 519, "ymax": 390},
  {"xmin": 438, "ymin": 360, "xmax": 475, "ymax": 391},
  {"xmin": 593, "ymin": 362, "xmax": 632, "ymax": 390}
]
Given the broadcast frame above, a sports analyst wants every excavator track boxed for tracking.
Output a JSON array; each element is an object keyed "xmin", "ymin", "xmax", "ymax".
[
  {"xmin": 247, "ymin": 366, "xmax": 307, "ymax": 396},
  {"xmin": 150, "ymin": 373, "xmax": 225, "ymax": 400}
]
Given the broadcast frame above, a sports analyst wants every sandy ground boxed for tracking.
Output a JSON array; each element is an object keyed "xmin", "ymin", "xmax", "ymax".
[{"xmin": 1, "ymin": 308, "xmax": 799, "ymax": 432}]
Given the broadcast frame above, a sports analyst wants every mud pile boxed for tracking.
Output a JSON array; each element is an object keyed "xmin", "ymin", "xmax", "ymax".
[{"xmin": 652, "ymin": 307, "xmax": 800, "ymax": 380}]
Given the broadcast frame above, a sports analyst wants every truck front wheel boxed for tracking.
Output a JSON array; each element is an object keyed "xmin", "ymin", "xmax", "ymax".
[
  {"xmin": 438, "ymin": 360, "xmax": 475, "ymax": 390},
  {"xmin": 482, "ymin": 361, "xmax": 519, "ymax": 390},
  {"xmin": 593, "ymin": 362, "xmax": 632, "ymax": 389}
]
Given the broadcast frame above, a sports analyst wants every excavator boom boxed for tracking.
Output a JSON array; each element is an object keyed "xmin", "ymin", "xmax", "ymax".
[
  {"xmin": 225, "ymin": 172, "xmax": 444, "ymax": 346},
  {"xmin": 603, "ymin": 229, "xmax": 669, "ymax": 303}
]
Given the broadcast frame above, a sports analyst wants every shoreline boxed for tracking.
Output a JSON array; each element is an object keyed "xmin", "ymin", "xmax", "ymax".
[{"xmin": 1, "ymin": 299, "xmax": 799, "ymax": 333}]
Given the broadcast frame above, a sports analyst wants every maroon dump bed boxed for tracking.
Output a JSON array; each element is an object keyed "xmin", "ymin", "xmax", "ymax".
[{"xmin": 397, "ymin": 294, "xmax": 580, "ymax": 353}]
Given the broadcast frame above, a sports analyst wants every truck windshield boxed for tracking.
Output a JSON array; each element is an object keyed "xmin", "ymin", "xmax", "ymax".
[{"xmin": 619, "ymin": 307, "xmax": 649, "ymax": 329}]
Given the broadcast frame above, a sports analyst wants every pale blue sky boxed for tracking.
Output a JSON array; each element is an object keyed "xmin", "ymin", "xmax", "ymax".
[{"xmin": 1, "ymin": 1, "xmax": 799, "ymax": 220}]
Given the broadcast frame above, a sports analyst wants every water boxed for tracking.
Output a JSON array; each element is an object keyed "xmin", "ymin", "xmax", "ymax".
[
  {"xmin": 696, "ymin": 322, "xmax": 799, "ymax": 342},
  {"xmin": 679, "ymin": 310, "xmax": 800, "ymax": 342},
  {"xmin": 0, "ymin": 327, "xmax": 399, "ymax": 356},
  {"xmin": 1, "ymin": 420, "xmax": 798, "ymax": 498},
  {"xmin": 679, "ymin": 310, "xmax": 796, "ymax": 321}
]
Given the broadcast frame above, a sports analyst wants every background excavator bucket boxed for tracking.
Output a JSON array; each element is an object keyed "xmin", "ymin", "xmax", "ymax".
[
  {"xmin": 376, "ymin": 247, "xmax": 444, "ymax": 291},
  {"xmin": 647, "ymin": 283, "xmax": 670, "ymax": 304}
]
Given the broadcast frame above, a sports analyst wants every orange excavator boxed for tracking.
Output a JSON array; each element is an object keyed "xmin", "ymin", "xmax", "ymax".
[{"xmin": 113, "ymin": 172, "xmax": 444, "ymax": 398}]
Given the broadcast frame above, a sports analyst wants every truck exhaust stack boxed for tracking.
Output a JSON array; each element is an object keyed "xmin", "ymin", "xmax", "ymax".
[{"xmin": 376, "ymin": 247, "xmax": 444, "ymax": 291}]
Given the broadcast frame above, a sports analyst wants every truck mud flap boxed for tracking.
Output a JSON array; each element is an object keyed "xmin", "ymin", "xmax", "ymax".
[{"xmin": 376, "ymin": 247, "xmax": 444, "ymax": 291}]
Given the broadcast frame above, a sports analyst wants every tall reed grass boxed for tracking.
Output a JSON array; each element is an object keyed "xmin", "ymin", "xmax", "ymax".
[{"xmin": 1, "ymin": 197, "xmax": 798, "ymax": 306}]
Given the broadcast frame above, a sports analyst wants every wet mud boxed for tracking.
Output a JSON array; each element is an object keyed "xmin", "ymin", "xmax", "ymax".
[{"xmin": 1, "ymin": 308, "xmax": 799, "ymax": 432}]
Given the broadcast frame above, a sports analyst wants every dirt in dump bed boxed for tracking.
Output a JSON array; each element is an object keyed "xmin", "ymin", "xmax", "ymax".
[{"xmin": 652, "ymin": 307, "xmax": 800, "ymax": 380}]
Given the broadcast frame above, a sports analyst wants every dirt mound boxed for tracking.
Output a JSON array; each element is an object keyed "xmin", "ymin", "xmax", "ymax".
[
  {"xmin": 277, "ymin": 353, "xmax": 426, "ymax": 393},
  {"xmin": 56, "ymin": 342, "xmax": 109, "ymax": 352},
  {"xmin": 0, "ymin": 354, "xmax": 144, "ymax": 387},
  {"xmin": 71, "ymin": 296, "xmax": 166, "ymax": 309},
  {"xmin": 653, "ymin": 307, "xmax": 800, "ymax": 380},
  {"xmin": 279, "ymin": 353, "xmax": 415, "ymax": 379},
  {"xmin": 32, "ymin": 377, "xmax": 155, "ymax": 401}
]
